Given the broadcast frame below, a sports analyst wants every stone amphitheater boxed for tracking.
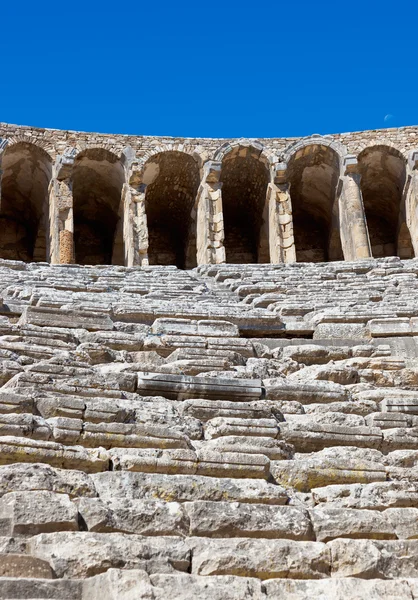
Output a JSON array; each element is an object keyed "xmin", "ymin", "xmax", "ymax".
[{"xmin": 1, "ymin": 122, "xmax": 418, "ymax": 598}]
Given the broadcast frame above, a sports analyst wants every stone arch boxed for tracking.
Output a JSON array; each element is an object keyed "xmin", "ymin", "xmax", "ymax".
[
  {"xmin": 72, "ymin": 147, "xmax": 125, "ymax": 265},
  {"xmin": 0, "ymin": 141, "xmax": 52, "ymax": 261},
  {"xmin": 358, "ymin": 145, "xmax": 413, "ymax": 258},
  {"xmin": 282, "ymin": 135, "xmax": 348, "ymax": 166},
  {"xmin": 4, "ymin": 136, "xmax": 56, "ymax": 161},
  {"xmin": 143, "ymin": 150, "xmax": 201, "ymax": 268},
  {"xmin": 213, "ymin": 139, "xmax": 277, "ymax": 167},
  {"xmin": 286, "ymin": 142, "xmax": 343, "ymax": 262},
  {"xmin": 141, "ymin": 144, "xmax": 205, "ymax": 171},
  {"xmin": 219, "ymin": 142, "xmax": 272, "ymax": 263}
]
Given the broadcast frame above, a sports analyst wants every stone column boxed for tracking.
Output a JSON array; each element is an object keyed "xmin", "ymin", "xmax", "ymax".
[
  {"xmin": 339, "ymin": 155, "xmax": 372, "ymax": 260},
  {"xmin": 126, "ymin": 166, "xmax": 149, "ymax": 267},
  {"xmin": 51, "ymin": 153, "xmax": 75, "ymax": 265},
  {"xmin": 0, "ymin": 138, "xmax": 8, "ymax": 204},
  {"xmin": 405, "ymin": 150, "xmax": 418, "ymax": 257},
  {"xmin": 196, "ymin": 160, "xmax": 223, "ymax": 265},
  {"xmin": 268, "ymin": 163, "xmax": 296, "ymax": 263}
]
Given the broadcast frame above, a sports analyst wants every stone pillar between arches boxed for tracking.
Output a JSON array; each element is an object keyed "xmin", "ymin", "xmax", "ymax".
[{"xmin": 339, "ymin": 156, "xmax": 372, "ymax": 261}]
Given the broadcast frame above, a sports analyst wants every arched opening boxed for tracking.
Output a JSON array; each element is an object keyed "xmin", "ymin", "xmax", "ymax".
[
  {"xmin": 358, "ymin": 146, "xmax": 413, "ymax": 258},
  {"xmin": 288, "ymin": 144, "xmax": 342, "ymax": 262},
  {"xmin": 0, "ymin": 142, "xmax": 52, "ymax": 262},
  {"xmin": 73, "ymin": 148, "xmax": 124, "ymax": 265},
  {"xmin": 144, "ymin": 151, "xmax": 200, "ymax": 269},
  {"xmin": 220, "ymin": 145, "xmax": 270, "ymax": 263}
]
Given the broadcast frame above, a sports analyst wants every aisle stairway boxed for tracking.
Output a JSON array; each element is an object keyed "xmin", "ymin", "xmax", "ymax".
[{"xmin": 2, "ymin": 258, "xmax": 418, "ymax": 597}]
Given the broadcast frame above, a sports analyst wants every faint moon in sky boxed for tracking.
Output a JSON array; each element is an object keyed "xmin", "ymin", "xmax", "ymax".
[{"xmin": 384, "ymin": 114, "xmax": 394, "ymax": 122}]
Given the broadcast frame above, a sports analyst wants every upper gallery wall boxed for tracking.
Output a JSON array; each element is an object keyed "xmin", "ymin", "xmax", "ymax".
[{"xmin": 0, "ymin": 122, "xmax": 418, "ymax": 267}]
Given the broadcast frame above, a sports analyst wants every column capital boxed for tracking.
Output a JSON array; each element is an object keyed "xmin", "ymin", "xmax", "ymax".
[
  {"xmin": 0, "ymin": 138, "xmax": 8, "ymax": 156},
  {"xmin": 408, "ymin": 150, "xmax": 418, "ymax": 171},
  {"xmin": 202, "ymin": 160, "xmax": 222, "ymax": 184},
  {"xmin": 274, "ymin": 162, "xmax": 288, "ymax": 185},
  {"xmin": 55, "ymin": 149, "xmax": 76, "ymax": 181},
  {"xmin": 343, "ymin": 154, "xmax": 359, "ymax": 176}
]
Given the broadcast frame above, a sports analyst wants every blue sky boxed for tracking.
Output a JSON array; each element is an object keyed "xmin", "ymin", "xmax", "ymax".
[{"xmin": 1, "ymin": 0, "xmax": 416, "ymax": 138}]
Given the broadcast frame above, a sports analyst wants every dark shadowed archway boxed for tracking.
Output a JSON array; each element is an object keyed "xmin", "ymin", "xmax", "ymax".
[
  {"xmin": 144, "ymin": 151, "xmax": 200, "ymax": 269},
  {"xmin": 0, "ymin": 142, "xmax": 52, "ymax": 262},
  {"xmin": 73, "ymin": 148, "xmax": 125, "ymax": 265},
  {"xmin": 220, "ymin": 146, "xmax": 270, "ymax": 263},
  {"xmin": 358, "ymin": 145, "xmax": 413, "ymax": 258},
  {"xmin": 287, "ymin": 144, "xmax": 342, "ymax": 262}
]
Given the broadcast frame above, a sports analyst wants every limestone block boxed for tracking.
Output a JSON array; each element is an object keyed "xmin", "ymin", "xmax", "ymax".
[
  {"xmin": 84, "ymin": 398, "xmax": 136, "ymax": 424},
  {"xmin": 312, "ymin": 481, "xmax": 418, "ymax": 510},
  {"xmin": 36, "ymin": 396, "xmax": 85, "ymax": 419},
  {"xmin": 263, "ymin": 578, "xmax": 414, "ymax": 600},
  {"xmin": 0, "ymin": 577, "xmax": 82, "ymax": 599},
  {"xmin": 304, "ymin": 398, "xmax": 378, "ymax": 416},
  {"xmin": 0, "ymin": 554, "xmax": 54, "ymax": 579},
  {"xmin": 264, "ymin": 379, "xmax": 348, "ymax": 404},
  {"xmin": 288, "ymin": 363, "xmax": 360, "ymax": 385},
  {"xmin": 151, "ymin": 318, "xmax": 238, "ymax": 337},
  {"xmin": 329, "ymin": 539, "xmax": 418, "ymax": 578},
  {"xmin": 206, "ymin": 337, "xmax": 254, "ymax": 357},
  {"xmin": 19, "ymin": 306, "xmax": 113, "ymax": 331},
  {"xmin": 366, "ymin": 412, "xmax": 416, "ymax": 428},
  {"xmin": 368, "ymin": 318, "xmax": 412, "ymax": 337},
  {"xmin": 185, "ymin": 501, "xmax": 313, "ymax": 540},
  {"xmin": 83, "ymin": 330, "xmax": 145, "ymax": 351},
  {"xmin": 271, "ymin": 455, "xmax": 386, "ymax": 492},
  {"xmin": 0, "ymin": 390, "xmax": 33, "ymax": 414},
  {"xmin": 76, "ymin": 497, "xmax": 188, "ymax": 536},
  {"xmin": 0, "ymin": 436, "xmax": 109, "ymax": 473},
  {"xmin": 137, "ymin": 372, "xmax": 262, "ymax": 401},
  {"xmin": 181, "ymin": 399, "xmax": 272, "ymax": 422},
  {"xmin": 280, "ymin": 422, "xmax": 382, "ymax": 451},
  {"xmin": 285, "ymin": 411, "xmax": 365, "ymax": 428},
  {"xmin": 0, "ymin": 490, "xmax": 79, "ymax": 535},
  {"xmin": 382, "ymin": 427, "xmax": 418, "ymax": 451},
  {"xmin": 110, "ymin": 448, "xmax": 198, "ymax": 475},
  {"xmin": 205, "ymin": 417, "xmax": 279, "ymax": 440},
  {"xmin": 27, "ymin": 532, "xmax": 190, "ymax": 578},
  {"xmin": 309, "ymin": 507, "xmax": 396, "ymax": 542},
  {"xmin": 196, "ymin": 449, "xmax": 270, "ymax": 479},
  {"xmin": 82, "ymin": 569, "xmax": 154, "ymax": 600},
  {"xmin": 144, "ymin": 334, "xmax": 207, "ymax": 356},
  {"xmin": 313, "ymin": 322, "xmax": 368, "ymax": 339},
  {"xmin": 203, "ymin": 435, "xmax": 293, "ymax": 460},
  {"xmin": 385, "ymin": 508, "xmax": 418, "ymax": 539},
  {"xmin": 150, "ymin": 574, "xmax": 265, "ymax": 600},
  {"xmin": 382, "ymin": 396, "xmax": 418, "ymax": 415},
  {"xmin": 48, "ymin": 416, "xmax": 83, "ymax": 443},
  {"xmin": 190, "ymin": 537, "xmax": 330, "ymax": 579},
  {"xmin": 0, "ymin": 463, "xmax": 97, "ymax": 498},
  {"xmin": 81, "ymin": 421, "xmax": 190, "ymax": 450},
  {"xmin": 92, "ymin": 472, "xmax": 288, "ymax": 504},
  {"xmin": 388, "ymin": 450, "xmax": 418, "ymax": 468}
]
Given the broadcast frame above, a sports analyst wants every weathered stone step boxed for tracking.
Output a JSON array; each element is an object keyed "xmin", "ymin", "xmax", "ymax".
[
  {"xmin": 0, "ymin": 576, "xmax": 81, "ymax": 599},
  {"xmin": 92, "ymin": 471, "xmax": 288, "ymax": 504},
  {"xmin": 136, "ymin": 372, "xmax": 262, "ymax": 401}
]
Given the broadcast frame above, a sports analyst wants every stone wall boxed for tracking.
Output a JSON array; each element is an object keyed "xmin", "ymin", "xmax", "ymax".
[{"xmin": 1, "ymin": 122, "xmax": 418, "ymax": 268}]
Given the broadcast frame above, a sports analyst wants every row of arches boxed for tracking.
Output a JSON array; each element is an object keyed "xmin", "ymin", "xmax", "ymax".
[{"xmin": 0, "ymin": 139, "xmax": 415, "ymax": 267}]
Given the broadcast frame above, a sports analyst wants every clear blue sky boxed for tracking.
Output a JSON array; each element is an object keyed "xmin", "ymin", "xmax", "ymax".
[{"xmin": 1, "ymin": 0, "xmax": 416, "ymax": 139}]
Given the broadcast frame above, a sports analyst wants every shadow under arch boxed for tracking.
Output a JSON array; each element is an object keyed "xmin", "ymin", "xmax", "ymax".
[
  {"xmin": 286, "ymin": 142, "xmax": 343, "ymax": 262},
  {"xmin": 72, "ymin": 147, "xmax": 125, "ymax": 265},
  {"xmin": 219, "ymin": 142, "xmax": 271, "ymax": 263},
  {"xmin": 143, "ymin": 150, "xmax": 200, "ymax": 269},
  {"xmin": 358, "ymin": 145, "xmax": 413, "ymax": 258},
  {"xmin": 0, "ymin": 141, "xmax": 52, "ymax": 261}
]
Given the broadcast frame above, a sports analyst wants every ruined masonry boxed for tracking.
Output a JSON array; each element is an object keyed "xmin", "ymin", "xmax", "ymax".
[{"xmin": 2, "ymin": 124, "xmax": 418, "ymax": 599}]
